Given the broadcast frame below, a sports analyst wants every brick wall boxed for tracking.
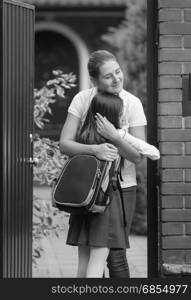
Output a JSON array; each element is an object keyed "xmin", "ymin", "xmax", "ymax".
[{"xmin": 158, "ymin": 0, "xmax": 191, "ymax": 276}]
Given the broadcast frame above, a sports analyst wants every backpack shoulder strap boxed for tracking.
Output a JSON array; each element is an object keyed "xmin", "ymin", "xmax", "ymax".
[
  {"xmin": 104, "ymin": 157, "xmax": 121, "ymax": 197},
  {"xmin": 111, "ymin": 156, "xmax": 121, "ymax": 191}
]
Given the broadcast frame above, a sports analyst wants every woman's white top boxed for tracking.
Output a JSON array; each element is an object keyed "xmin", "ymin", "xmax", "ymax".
[{"xmin": 68, "ymin": 87, "xmax": 159, "ymax": 188}]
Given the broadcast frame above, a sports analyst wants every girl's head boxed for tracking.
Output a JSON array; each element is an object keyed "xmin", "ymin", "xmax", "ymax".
[
  {"xmin": 88, "ymin": 50, "xmax": 124, "ymax": 95},
  {"xmin": 77, "ymin": 91, "xmax": 123, "ymax": 145},
  {"xmin": 91, "ymin": 92, "xmax": 123, "ymax": 129}
]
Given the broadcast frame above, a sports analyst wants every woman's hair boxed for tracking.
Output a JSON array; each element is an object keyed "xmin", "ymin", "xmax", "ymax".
[
  {"xmin": 77, "ymin": 92, "xmax": 123, "ymax": 145},
  {"xmin": 88, "ymin": 50, "xmax": 117, "ymax": 79}
]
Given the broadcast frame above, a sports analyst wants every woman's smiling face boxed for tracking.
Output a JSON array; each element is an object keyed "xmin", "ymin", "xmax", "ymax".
[{"xmin": 94, "ymin": 59, "xmax": 124, "ymax": 95}]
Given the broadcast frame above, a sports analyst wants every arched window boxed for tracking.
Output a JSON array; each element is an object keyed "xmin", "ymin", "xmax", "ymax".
[
  {"xmin": 35, "ymin": 21, "xmax": 90, "ymax": 91},
  {"xmin": 35, "ymin": 22, "xmax": 90, "ymax": 139}
]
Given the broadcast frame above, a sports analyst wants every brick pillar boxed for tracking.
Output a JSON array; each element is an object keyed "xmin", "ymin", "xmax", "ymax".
[{"xmin": 158, "ymin": 0, "xmax": 191, "ymax": 276}]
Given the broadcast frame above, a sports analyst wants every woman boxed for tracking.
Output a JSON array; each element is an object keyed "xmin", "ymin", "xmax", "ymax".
[{"xmin": 60, "ymin": 50, "xmax": 151, "ymax": 277}]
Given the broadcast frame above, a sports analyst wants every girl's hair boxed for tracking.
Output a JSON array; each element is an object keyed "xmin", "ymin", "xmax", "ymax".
[
  {"xmin": 88, "ymin": 50, "xmax": 117, "ymax": 79},
  {"xmin": 77, "ymin": 92, "xmax": 123, "ymax": 145}
]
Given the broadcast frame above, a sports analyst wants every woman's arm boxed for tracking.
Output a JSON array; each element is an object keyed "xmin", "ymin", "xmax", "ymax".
[
  {"xmin": 129, "ymin": 125, "xmax": 146, "ymax": 141},
  {"xmin": 59, "ymin": 113, "xmax": 119, "ymax": 161},
  {"xmin": 95, "ymin": 113, "xmax": 142, "ymax": 164},
  {"xmin": 118, "ymin": 128, "xmax": 160, "ymax": 160}
]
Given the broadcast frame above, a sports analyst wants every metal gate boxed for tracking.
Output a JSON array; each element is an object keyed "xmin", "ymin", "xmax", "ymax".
[{"xmin": 0, "ymin": 0, "xmax": 34, "ymax": 278}]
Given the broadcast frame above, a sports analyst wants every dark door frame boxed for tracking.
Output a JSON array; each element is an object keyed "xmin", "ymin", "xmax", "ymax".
[
  {"xmin": 147, "ymin": 0, "xmax": 160, "ymax": 277},
  {"xmin": 0, "ymin": 0, "xmax": 3, "ymax": 277}
]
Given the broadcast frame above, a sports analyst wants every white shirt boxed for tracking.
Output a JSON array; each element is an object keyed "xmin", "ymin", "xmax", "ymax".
[
  {"xmin": 68, "ymin": 87, "xmax": 147, "ymax": 188},
  {"xmin": 118, "ymin": 130, "xmax": 160, "ymax": 161}
]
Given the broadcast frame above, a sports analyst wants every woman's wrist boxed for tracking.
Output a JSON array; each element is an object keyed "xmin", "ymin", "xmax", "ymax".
[
  {"xmin": 110, "ymin": 131, "xmax": 122, "ymax": 145},
  {"xmin": 118, "ymin": 128, "xmax": 126, "ymax": 139}
]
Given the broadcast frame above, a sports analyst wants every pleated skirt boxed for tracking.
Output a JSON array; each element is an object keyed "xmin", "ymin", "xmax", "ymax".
[{"xmin": 66, "ymin": 186, "xmax": 136, "ymax": 249}]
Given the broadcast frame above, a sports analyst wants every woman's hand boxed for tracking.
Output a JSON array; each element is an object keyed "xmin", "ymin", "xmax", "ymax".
[
  {"xmin": 95, "ymin": 113, "xmax": 119, "ymax": 142},
  {"xmin": 94, "ymin": 143, "xmax": 119, "ymax": 161}
]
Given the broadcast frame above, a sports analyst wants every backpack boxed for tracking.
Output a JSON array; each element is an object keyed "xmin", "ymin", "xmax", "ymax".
[{"xmin": 52, "ymin": 154, "xmax": 119, "ymax": 215}]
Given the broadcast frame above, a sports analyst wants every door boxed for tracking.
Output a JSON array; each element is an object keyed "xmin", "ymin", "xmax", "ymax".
[{"xmin": 0, "ymin": 0, "xmax": 35, "ymax": 278}]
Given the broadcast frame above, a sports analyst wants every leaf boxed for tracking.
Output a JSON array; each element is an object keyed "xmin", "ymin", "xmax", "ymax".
[
  {"xmin": 46, "ymin": 79, "xmax": 59, "ymax": 86},
  {"xmin": 33, "ymin": 248, "xmax": 42, "ymax": 258},
  {"xmin": 52, "ymin": 69, "xmax": 63, "ymax": 76},
  {"xmin": 56, "ymin": 85, "xmax": 65, "ymax": 97}
]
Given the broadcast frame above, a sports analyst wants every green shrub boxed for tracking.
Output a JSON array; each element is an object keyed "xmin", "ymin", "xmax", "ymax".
[{"xmin": 33, "ymin": 70, "xmax": 76, "ymax": 265}]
